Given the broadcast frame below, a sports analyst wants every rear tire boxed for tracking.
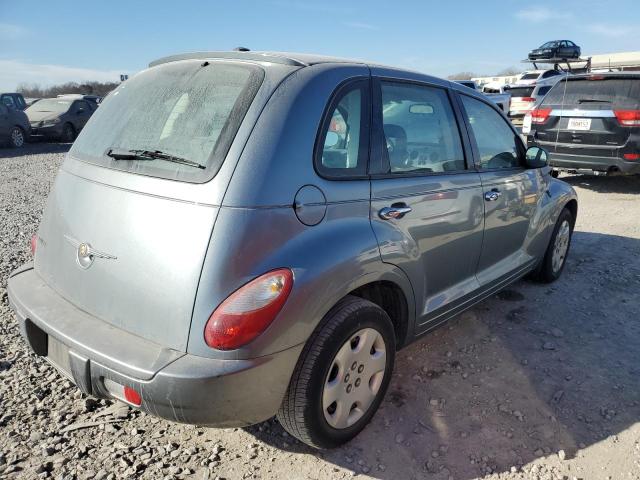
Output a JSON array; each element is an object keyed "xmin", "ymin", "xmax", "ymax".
[
  {"xmin": 532, "ymin": 208, "xmax": 574, "ymax": 283},
  {"xmin": 277, "ymin": 295, "xmax": 395, "ymax": 449},
  {"xmin": 9, "ymin": 126, "xmax": 25, "ymax": 148}
]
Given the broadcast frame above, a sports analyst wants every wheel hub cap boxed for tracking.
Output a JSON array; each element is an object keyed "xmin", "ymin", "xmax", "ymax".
[
  {"xmin": 552, "ymin": 220, "xmax": 570, "ymax": 273},
  {"xmin": 322, "ymin": 328, "xmax": 387, "ymax": 429},
  {"xmin": 11, "ymin": 129, "xmax": 24, "ymax": 147}
]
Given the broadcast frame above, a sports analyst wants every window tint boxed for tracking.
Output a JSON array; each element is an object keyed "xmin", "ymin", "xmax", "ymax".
[
  {"xmin": 460, "ymin": 96, "xmax": 521, "ymax": 170},
  {"xmin": 542, "ymin": 77, "xmax": 640, "ymax": 108},
  {"xmin": 317, "ymin": 83, "xmax": 368, "ymax": 177},
  {"xmin": 536, "ymin": 86, "xmax": 552, "ymax": 97},
  {"xmin": 381, "ymin": 82, "xmax": 465, "ymax": 173},
  {"xmin": 508, "ymin": 86, "xmax": 535, "ymax": 98}
]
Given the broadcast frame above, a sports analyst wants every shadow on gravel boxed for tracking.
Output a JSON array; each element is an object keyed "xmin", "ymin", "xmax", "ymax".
[
  {"xmin": 0, "ymin": 142, "xmax": 71, "ymax": 159},
  {"xmin": 561, "ymin": 173, "xmax": 640, "ymax": 195},
  {"xmin": 246, "ymin": 231, "xmax": 640, "ymax": 479}
]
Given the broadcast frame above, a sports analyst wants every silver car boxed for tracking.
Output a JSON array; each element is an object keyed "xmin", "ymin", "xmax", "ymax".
[{"xmin": 8, "ymin": 51, "xmax": 577, "ymax": 449}]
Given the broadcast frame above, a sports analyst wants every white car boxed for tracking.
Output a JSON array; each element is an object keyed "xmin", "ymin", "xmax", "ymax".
[
  {"xmin": 508, "ymin": 76, "xmax": 564, "ymax": 120},
  {"xmin": 517, "ymin": 69, "xmax": 564, "ymax": 86}
]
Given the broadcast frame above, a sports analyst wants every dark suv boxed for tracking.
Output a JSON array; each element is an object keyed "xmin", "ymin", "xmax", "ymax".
[{"xmin": 527, "ymin": 73, "xmax": 640, "ymax": 176}]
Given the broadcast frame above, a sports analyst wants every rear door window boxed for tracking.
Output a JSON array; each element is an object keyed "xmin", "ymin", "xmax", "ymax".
[
  {"xmin": 381, "ymin": 82, "xmax": 465, "ymax": 173},
  {"xmin": 316, "ymin": 81, "xmax": 369, "ymax": 177},
  {"xmin": 70, "ymin": 61, "xmax": 264, "ymax": 183},
  {"xmin": 460, "ymin": 95, "xmax": 521, "ymax": 170}
]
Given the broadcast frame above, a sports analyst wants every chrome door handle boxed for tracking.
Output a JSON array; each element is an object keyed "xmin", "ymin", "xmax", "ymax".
[
  {"xmin": 484, "ymin": 189, "xmax": 502, "ymax": 202},
  {"xmin": 379, "ymin": 205, "xmax": 412, "ymax": 220}
]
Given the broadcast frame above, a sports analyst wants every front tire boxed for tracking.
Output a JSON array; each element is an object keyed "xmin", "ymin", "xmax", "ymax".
[
  {"xmin": 277, "ymin": 296, "xmax": 395, "ymax": 449},
  {"xmin": 61, "ymin": 123, "xmax": 75, "ymax": 143},
  {"xmin": 9, "ymin": 126, "xmax": 25, "ymax": 148},
  {"xmin": 533, "ymin": 208, "xmax": 574, "ymax": 283}
]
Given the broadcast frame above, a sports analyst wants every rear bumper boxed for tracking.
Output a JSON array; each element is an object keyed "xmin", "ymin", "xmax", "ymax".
[
  {"xmin": 547, "ymin": 151, "xmax": 640, "ymax": 174},
  {"xmin": 7, "ymin": 265, "xmax": 302, "ymax": 427}
]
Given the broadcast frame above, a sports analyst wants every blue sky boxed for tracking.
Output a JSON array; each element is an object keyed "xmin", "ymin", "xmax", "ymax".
[{"xmin": 1, "ymin": 0, "xmax": 639, "ymax": 90}]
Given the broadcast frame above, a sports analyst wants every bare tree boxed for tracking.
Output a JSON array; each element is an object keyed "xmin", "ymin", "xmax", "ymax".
[
  {"xmin": 446, "ymin": 71, "xmax": 476, "ymax": 80},
  {"xmin": 17, "ymin": 81, "xmax": 120, "ymax": 98},
  {"xmin": 497, "ymin": 67, "xmax": 522, "ymax": 76}
]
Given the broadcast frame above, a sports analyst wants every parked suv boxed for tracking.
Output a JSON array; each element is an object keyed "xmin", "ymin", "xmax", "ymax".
[
  {"xmin": 517, "ymin": 69, "xmax": 564, "ymax": 86},
  {"xmin": 527, "ymin": 72, "xmax": 640, "ymax": 176},
  {"xmin": 8, "ymin": 51, "xmax": 577, "ymax": 449},
  {"xmin": 0, "ymin": 103, "xmax": 30, "ymax": 147}
]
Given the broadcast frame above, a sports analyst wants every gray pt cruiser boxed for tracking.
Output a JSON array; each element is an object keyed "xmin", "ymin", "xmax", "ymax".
[{"xmin": 8, "ymin": 51, "xmax": 577, "ymax": 448}]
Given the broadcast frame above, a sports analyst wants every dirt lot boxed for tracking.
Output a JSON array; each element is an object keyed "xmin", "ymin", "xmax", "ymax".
[{"xmin": 1, "ymin": 144, "xmax": 639, "ymax": 480}]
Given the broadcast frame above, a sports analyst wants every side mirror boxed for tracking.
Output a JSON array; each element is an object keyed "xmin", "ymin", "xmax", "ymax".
[
  {"xmin": 525, "ymin": 146, "xmax": 548, "ymax": 169},
  {"xmin": 324, "ymin": 131, "xmax": 340, "ymax": 148}
]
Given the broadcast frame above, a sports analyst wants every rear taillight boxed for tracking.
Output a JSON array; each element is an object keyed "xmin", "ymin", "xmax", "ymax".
[
  {"xmin": 614, "ymin": 110, "xmax": 640, "ymax": 127},
  {"xmin": 521, "ymin": 97, "xmax": 536, "ymax": 102},
  {"xmin": 531, "ymin": 108, "xmax": 552, "ymax": 124},
  {"xmin": 204, "ymin": 269, "xmax": 294, "ymax": 350},
  {"xmin": 30, "ymin": 234, "xmax": 37, "ymax": 255},
  {"xmin": 623, "ymin": 153, "xmax": 640, "ymax": 161}
]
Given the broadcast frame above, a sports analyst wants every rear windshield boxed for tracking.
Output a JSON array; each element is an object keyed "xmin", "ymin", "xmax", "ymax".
[
  {"xmin": 71, "ymin": 60, "xmax": 264, "ymax": 182},
  {"xmin": 542, "ymin": 77, "xmax": 640, "ymax": 107},
  {"xmin": 520, "ymin": 73, "xmax": 540, "ymax": 80},
  {"xmin": 508, "ymin": 87, "xmax": 535, "ymax": 98}
]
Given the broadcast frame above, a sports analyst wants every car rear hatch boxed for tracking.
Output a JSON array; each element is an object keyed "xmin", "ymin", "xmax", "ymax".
[
  {"xmin": 508, "ymin": 85, "xmax": 536, "ymax": 115},
  {"xmin": 33, "ymin": 59, "xmax": 272, "ymax": 353},
  {"xmin": 532, "ymin": 75, "xmax": 640, "ymax": 157}
]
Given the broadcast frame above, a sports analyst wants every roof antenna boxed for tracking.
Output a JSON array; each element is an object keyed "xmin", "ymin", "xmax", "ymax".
[{"xmin": 234, "ymin": 47, "xmax": 250, "ymax": 52}]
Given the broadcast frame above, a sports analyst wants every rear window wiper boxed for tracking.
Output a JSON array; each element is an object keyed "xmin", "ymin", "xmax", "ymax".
[
  {"xmin": 106, "ymin": 148, "xmax": 206, "ymax": 169},
  {"xmin": 577, "ymin": 98, "xmax": 611, "ymax": 104}
]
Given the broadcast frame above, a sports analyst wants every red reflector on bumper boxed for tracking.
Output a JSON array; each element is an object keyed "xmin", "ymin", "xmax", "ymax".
[
  {"xmin": 623, "ymin": 153, "xmax": 640, "ymax": 160},
  {"xmin": 124, "ymin": 387, "xmax": 142, "ymax": 406}
]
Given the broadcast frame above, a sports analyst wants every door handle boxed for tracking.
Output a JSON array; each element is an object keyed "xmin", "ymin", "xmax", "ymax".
[
  {"xmin": 484, "ymin": 189, "xmax": 502, "ymax": 202},
  {"xmin": 379, "ymin": 204, "xmax": 412, "ymax": 220}
]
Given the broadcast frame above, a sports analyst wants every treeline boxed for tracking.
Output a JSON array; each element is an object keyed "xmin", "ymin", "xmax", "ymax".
[{"xmin": 16, "ymin": 81, "xmax": 120, "ymax": 99}]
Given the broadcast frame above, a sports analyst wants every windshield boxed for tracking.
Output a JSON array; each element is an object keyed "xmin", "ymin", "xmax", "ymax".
[
  {"xmin": 542, "ymin": 77, "xmax": 640, "ymax": 107},
  {"xmin": 71, "ymin": 60, "xmax": 264, "ymax": 182},
  {"xmin": 541, "ymin": 42, "xmax": 558, "ymax": 48},
  {"xmin": 27, "ymin": 98, "xmax": 72, "ymax": 113},
  {"xmin": 520, "ymin": 73, "xmax": 540, "ymax": 80}
]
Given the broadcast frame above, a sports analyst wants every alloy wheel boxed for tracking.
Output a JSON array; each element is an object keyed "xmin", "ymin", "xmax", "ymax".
[{"xmin": 552, "ymin": 220, "xmax": 571, "ymax": 273}]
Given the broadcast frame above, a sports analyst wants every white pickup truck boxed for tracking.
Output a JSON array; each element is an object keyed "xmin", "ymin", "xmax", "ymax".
[{"xmin": 454, "ymin": 80, "xmax": 511, "ymax": 114}]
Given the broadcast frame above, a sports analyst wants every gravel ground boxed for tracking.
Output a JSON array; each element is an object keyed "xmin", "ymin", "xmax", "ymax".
[{"xmin": 1, "ymin": 144, "xmax": 639, "ymax": 480}]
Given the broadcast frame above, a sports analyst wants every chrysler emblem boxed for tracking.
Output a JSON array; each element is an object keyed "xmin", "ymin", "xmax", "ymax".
[{"xmin": 64, "ymin": 235, "xmax": 117, "ymax": 269}]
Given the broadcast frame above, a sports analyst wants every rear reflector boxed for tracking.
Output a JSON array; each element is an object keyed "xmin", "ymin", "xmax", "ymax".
[
  {"xmin": 30, "ymin": 234, "xmax": 37, "ymax": 255},
  {"xmin": 615, "ymin": 110, "xmax": 640, "ymax": 127},
  {"xmin": 204, "ymin": 268, "xmax": 294, "ymax": 350},
  {"xmin": 521, "ymin": 97, "xmax": 536, "ymax": 102},
  {"xmin": 531, "ymin": 108, "xmax": 552, "ymax": 124},
  {"xmin": 103, "ymin": 378, "xmax": 142, "ymax": 406},
  {"xmin": 623, "ymin": 153, "xmax": 640, "ymax": 160}
]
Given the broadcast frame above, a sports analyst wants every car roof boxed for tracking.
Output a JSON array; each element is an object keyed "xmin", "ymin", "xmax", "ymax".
[
  {"xmin": 149, "ymin": 50, "xmax": 369, "ymax": 68},
  {"xmin": 148, "ymin": 50, "xmax": 462, "ymax": 93},
  {"xmin": 562, "ymin": 71, "xmax": 640, "ymax": 80}
]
